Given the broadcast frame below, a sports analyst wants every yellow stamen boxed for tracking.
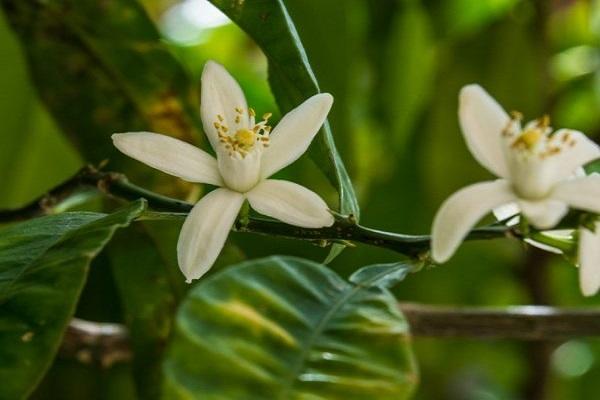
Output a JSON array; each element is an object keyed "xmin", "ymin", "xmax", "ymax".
[
  {"xmin": 214, "ymin": 106, "xmax": 272, "ymax": 157},
  {"xmin": 510, "ymin": 111, "xmax": 523, "ymax": 121},
  {"xmin": 537, "ymin": 114, "xmax": 550, "ymax": 129}
]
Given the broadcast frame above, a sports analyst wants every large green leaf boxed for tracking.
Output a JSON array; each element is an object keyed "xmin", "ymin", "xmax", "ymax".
[
  {"xmin": 0, "ymin": 0, "xmax": 201, "ymax": 188},
  {"xmin": 284, "ymin": 0, "xmax": 366, "ymax": 162},
  {"xmin": 208, "ymin": 0, "xmax": 359, "ymax": 220},
  {"xmin": 0, "ymin": 10, "xmax": 81, "ymax": 209},
  {"xmin": 0, "ymin": 200, "xmax": 146, "ymax": 399},
  {"xmin": 163, "ymin": 256, "xmax": 417, "ymax": 399},
  {"xmin": 109, "ymin": 225, "xmax": 178, "ymax": 400}
]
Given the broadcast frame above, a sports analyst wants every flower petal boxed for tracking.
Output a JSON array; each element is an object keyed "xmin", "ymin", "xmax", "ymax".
[
  {"xmin": 552, "ymin": 174, "xmax": 600, "ymax": 214},
  {"xmin": 177, "ymin": 188, "xmax": 244, "ymax": 282},
  {"xmin": 112, "ymin": 132, "xmax": 222, "ymax": 185},
  {"xmin": 260, "ymin": 93, "xmax": 333, "ymax": 179},
  {"xmin": 459, "ymin": 84, "xmax": 511, "ymax": 178},
  {"xmin": 201, "ymin": 61, "xmax": 248, "ymax": 152},
  {"xmin": 493, "ymin": 202, "xmax": 520, "ymax": 224},
  {"xmin": 579, "ymin": 222, "xmax": 600, "ymax": 296},
  {"xmin": 493, "ymin": 202, "xmax": 570, "ymax": 253},
  {"xmin": 509, "ymin": 131, "xmax": 600, "ymax": 198},
  {"xmin": 517, "ymin": 198, "xmax": 568, "ymax": 230},
  {"xmin": 552, "ymin": 129, "xmax": 600, "ymax": 181},
  {"xmin": 431, "ymin": 180, "xmax": 515, "ymax": 263},
  {"xmin": 246, "ymin": 179, "xmax": 334, "ymax": 228}
]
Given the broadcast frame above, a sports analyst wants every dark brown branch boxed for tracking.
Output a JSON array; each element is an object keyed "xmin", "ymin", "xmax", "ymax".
[
  {"xmin": 60, "ymin": 318, "xmax": 131, "ymax": 367},
  {"xmin": 0, "ymin": 166, "xmax": 101, "ymax": 221},
  {"xmin": 61, "ymin": 305, "xmax": 600, "ymax": 367},
  {"xmin": 400, "ymin": 304, "xmax": 600, "ymax": 340}
]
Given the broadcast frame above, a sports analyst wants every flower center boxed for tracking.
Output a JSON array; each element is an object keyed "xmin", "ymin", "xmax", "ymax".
[
  {"xmin": 234, "ymin": 128, "xmax": 256, "ymax": 149},
  {"xmin": 213, "ymin": 107, "xmax": 272, "ymax": 158},
  {"xmin": 514, "ymin": 129, "xmax": 543, "ymax": 150},
  {"xmin": 504, "ymin": 113, "xmax": 576, "ymax": 159},
  {"xmin": 502, "ymin": 112, "xmax": 579, "ymax": 200}
]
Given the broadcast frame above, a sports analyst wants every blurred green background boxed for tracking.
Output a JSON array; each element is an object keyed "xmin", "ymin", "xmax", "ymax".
[{"xmin": 2, "ymin": 0, "xmax": 600, "ymax": 399}]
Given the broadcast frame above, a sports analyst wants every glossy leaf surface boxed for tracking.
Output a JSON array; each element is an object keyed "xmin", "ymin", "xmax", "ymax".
[
  {"xmin": 163, "ymin": 256, "xmax": 417, "ymax": 399},
  {"xmin": 0, "ymin": 200, "xmax": 145, "ymax": 399}
]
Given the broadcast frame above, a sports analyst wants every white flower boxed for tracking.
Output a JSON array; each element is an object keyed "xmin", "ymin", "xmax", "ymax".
[
  {"xmin": 112, "ymin": 61, "xmax": 334, "ymax": 282},
  {"xmin": 431, "ymin": 84, "xmax": 600, "ymax": 295}
]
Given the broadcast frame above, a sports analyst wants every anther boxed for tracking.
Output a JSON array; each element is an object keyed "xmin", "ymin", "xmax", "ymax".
[
  {"xmin": 537, "ymin": 114, "xmax": 550, "ymax": 128},
  {"xmin": 510, "ymin": 111, "xmax": 523, "ymax": 121}
]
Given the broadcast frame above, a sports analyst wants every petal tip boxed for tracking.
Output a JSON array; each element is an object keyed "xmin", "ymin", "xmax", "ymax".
[
  {"xmin": 321, "ymin": 212, "xmax": 335, "ymax": 227},
  {"xmin": 202, "ymin": 60, "xmax": 227, "ymax": 81},
  {"xmin": 111, "ymin": 132, "xmax": 124, "ymax": 142},
  {"xmin": 460, "ymin": 83, "xmax": 485, "ymax": 97},
  {"xmin": 178, "ymin": 259, "xmax": 209, "ymax": 284},
  {"xmin": 318, "ymin": 92, "xmax": 334, "ymax": 104},
  {"xmin": 459, "ymin": 84, "xmax": 489, "ymax": 109},
  {"xmin": 308, "ymin": 92, "xmax": 334, "ymax": 112},
  {"xmin": 580, "ymin": 266, "xmax": 600, "ymax": 297},
  {"xmin": 430, "ymin": 246, "xmax": 451, "ymax": 264},
  {"xmin": 580, "ymin": 281, "xmax": 600, "ymax": 297}
]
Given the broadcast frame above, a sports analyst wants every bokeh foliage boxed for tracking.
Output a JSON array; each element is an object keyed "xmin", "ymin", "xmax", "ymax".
[{"xmin": 2, "ymin": 0, "xmax": 600, "ymax": 399}]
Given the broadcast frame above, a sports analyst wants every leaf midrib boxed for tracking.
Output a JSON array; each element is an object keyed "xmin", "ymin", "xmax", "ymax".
[
  {"xmin": 0, "ymin": 233, "xmax": 78, "ymax": 303},
  {"xmin": 280, "ymin": 267, "xmax": 399, "ymax": 397}
]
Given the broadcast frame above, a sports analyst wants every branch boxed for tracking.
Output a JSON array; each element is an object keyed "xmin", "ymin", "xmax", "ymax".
[
  {"xmin": 60, "ymin": 304, "xmax": 600, "ymax": 367},
  {"xmin": 0, "ymin": 165, "xmax": 516, "ymax": 257},
  {"xmin": 10, "ymin": 167, "xmax": 593, "ymax": 365},
  {"xmin": 401, "ymin": 304, "xmax": 600, "ymax": 340},
  {"xmin": 60, "ymin": 318, "xmax": 130, "ymax": 368}
]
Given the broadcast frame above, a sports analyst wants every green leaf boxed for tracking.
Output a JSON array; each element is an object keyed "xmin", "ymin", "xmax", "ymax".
[
  {"xmin": 430, "ymin": 0, "xmax": 518, "ymax": 38},
  {"xmin": 0, "ymin": 200, "xmax": 146, "ymax": 399},
  {"xmin": 349, "ymin": 262, "xmax": 417, "ymax": 289},
  {"xmin": 208, "ymin": 0, "xmax": 359, "ymax": 220},
  {"xmin": 0, "ymin": 10, "xmax": 81, "ymax": 209},
  {"xmin": 382, "ymin": 4, "xmax": 435, "ymax": 152},
  {"xmin": 109, "ymin": 225, "xmax": 178, "ymax": 400},
  {"xmin": 163, "ymin": 256, "xmax": 417, "ymax": 399},
  {"xmin": 1, "ymin": 0, "xmax": 201, "ymax": 186}
]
